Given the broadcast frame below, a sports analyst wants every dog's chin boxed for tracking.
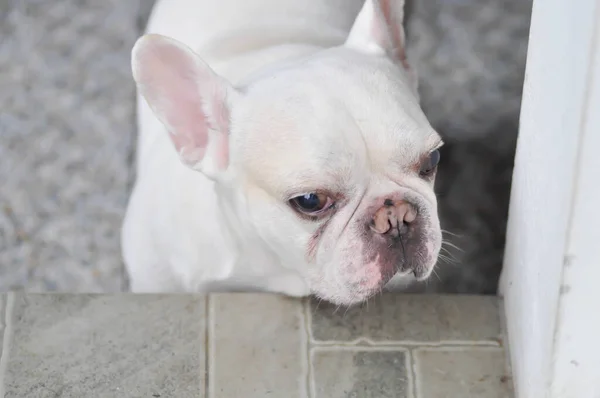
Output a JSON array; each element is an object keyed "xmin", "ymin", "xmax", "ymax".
[
  {"xmin": 312, "ymin": 269, "xmax": 397, "ymax": 306},
  {"xmin": 312, "ymin": 257, "xmax": 438, "ymax": 306},
  {"xmin": 314, "ymin": 288, "xmax": 382, "ymax": 307}
]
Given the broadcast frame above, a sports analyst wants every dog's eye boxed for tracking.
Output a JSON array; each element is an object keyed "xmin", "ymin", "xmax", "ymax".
[
  {"xmin": 289, "ymin": 193, "xmax": 333, "ymax": 215},
  {"xmin": 419, "ymin": 149, "xmax": 441, "ymax": 177}
]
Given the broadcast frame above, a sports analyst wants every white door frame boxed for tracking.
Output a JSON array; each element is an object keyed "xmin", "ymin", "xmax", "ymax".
[{"xmin": 499, "ymin": 0, "xmax": 600, "ymax": 397}]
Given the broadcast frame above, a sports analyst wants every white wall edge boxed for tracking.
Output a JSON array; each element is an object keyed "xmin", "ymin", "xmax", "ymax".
[
  {"xmin": 499, "ymin": 0, "xmax": 600, "ymax": 397},
  {"xmin": 550, "ymin": 2, "xmax": 600, "ymax": 395}
]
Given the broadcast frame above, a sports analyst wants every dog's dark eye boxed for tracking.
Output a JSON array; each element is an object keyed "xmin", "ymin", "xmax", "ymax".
[
  {"xmin": 419, "ymin": 149, "xmax": 441, "ymax": 177},
  {"xmin": 290, "ymin": 193, "xmax": 333, "ymax": 215}
]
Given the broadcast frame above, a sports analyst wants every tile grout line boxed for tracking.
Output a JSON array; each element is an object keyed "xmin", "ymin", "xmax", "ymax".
[
  {"xmin": 412, "ymin": 345, "xmax": 506, "ymax": 353},
  {"xmin": 0, "ymin": 292, "xmax": 16, "ymax": 397},
  {"xmin": 406, "ymin": 350, "xmax": 417, "ymax": 398},
  {"xmin": 311, "ymin": 346, "xmax": 412, "ymax": 353},
  {"xmin": 204, "ymin": 295, "xmax": 211, "ymax": 398},
  {"xmin": 410, "ymin": 348, "xmax": 421, "ymax": 398},
  {"xmin": 303, "ymin": 299, "xmax": 316, "ymax": 398},
  {"xmin": 310, "ymin": 339, "xmax": 502, "ymax": 348}
]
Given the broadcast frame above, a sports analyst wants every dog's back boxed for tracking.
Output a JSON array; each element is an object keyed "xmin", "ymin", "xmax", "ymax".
[{"xmin": 145, "ymin": 0, "xmax": 364, "ymax": 70}]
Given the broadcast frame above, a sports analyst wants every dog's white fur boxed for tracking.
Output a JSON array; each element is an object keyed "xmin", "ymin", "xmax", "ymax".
[{"xmin": 122, "ymin": 0, "xmax": 443, "ymax": 305}]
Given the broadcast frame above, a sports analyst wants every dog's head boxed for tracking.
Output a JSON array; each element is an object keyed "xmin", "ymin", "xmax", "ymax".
[{"xmin": 132, "ymin": 0, "xmax": 442, "ymax": 305}]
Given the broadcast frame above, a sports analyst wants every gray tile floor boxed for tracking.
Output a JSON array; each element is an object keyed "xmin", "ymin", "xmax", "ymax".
[{"xmin": 0, "ymin": 293, "xmax": 513, "ymax": 397}]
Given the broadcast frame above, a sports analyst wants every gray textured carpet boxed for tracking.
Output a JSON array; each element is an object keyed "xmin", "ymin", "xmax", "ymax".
[
  {"xmin": 0, "ymin": 0, "xmax": 532, "ymax": 293},
  {"xmin": 0, "ymin": 0, "xmax": 148, "ymax": 291}
]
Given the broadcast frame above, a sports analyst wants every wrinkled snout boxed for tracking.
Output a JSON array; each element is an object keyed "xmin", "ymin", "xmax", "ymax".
[
  {"xmin": 369, "ymin": 198, "xmax": 417, "ymax": 238},
  {"xmin": 307, "ymin": 191, "xmax": 441, "ymax": 306},
  {"xmin": 366, "ymin": 196, "xmax": 432, "ymax": 279}
]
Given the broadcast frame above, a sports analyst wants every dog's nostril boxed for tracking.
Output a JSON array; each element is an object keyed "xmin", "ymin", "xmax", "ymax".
[
  {"xmin": 370, "ymin": 200, "xmax": 417, "ymax": 235},
  {"xmin": 397, "ymin": 202, "xmax": 417, "ymax": 225}
]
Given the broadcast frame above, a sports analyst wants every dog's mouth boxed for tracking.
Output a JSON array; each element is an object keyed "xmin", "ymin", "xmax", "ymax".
[
  {"xmin": 347, "ymin": 244, "xmax": 436, "ymax": 300},
  {"xmin": 402, "ymin": 263, "xmax": 433, "ymax": 281},
  {"xmin": 395, "ymin": 243, "xmax": 436, "ymax": 281}
]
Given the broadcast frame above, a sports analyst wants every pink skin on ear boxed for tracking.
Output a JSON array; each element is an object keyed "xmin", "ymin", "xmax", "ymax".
[
  {"xmin": 346, "ymin": 0, "xmax": 411, "ymax": 72},
  {"xmin": 376, "ymin": 0, "xmax": 410, "ymax": 70},
  {"xmin": 131, "ymin": 34, "xmax": 233, "ymax": 173}
]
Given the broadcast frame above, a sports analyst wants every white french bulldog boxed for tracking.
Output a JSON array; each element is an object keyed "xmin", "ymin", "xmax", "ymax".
[{"xmin": 122, "ymin": 0, "xmax": 443, "ymax": 305}]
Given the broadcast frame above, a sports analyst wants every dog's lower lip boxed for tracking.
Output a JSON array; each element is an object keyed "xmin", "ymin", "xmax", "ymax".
[{"xmin": 412, "ymin": 268, "xmax": 430, "ymax": 281}]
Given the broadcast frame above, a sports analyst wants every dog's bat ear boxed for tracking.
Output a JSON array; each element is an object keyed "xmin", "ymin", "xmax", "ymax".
[
  {"xmin": 345, "ymin": 0, "xmax": 412, "ymax": 72},
  {"xmin": 131, "ymin": 34, "xmax": 239, "ymax": 178}
]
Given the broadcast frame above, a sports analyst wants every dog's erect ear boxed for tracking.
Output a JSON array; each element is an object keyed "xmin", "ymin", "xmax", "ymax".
[
  {"xmin": 345, "ymin": 0, "xmax": 410, "ymax": 71},
  {"xmin": 132, "ymin": 34, "xmax": 239, "ymax": 178}
]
